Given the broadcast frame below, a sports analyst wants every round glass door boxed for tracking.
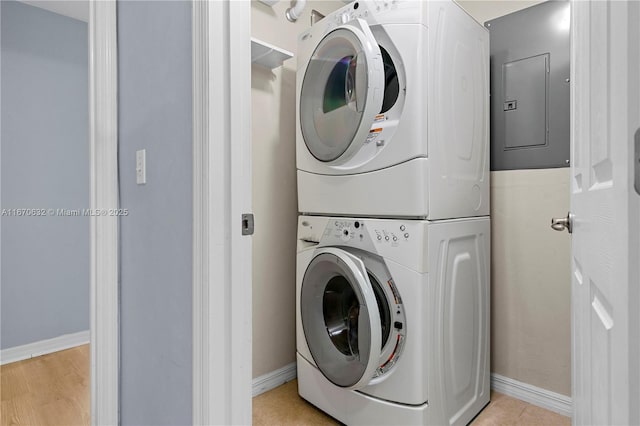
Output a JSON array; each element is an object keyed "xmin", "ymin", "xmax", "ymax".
[
  {"xmin": 300, "ymin": 21, "xmax": 383, "ymax": 163},
  {"xmin": 301, "ymin": 248, "xmax": 382, "ymax": 389}
]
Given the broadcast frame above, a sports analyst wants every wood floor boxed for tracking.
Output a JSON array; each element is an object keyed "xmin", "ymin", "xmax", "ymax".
[
  {"xmin": 2, "ymin": 346, "xmax": 570, "ymax": 426},
  {"xmin": 253, "ymin": 380, "xmax": 572, "ymax": 426},
  {"xmin": 1, "ymin": 345, "xmax": 89, "ymax": 426}
]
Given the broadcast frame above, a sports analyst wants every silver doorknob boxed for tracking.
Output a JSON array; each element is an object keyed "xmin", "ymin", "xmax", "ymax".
[{"xmin": 551, "ymin": 212, "xmax": 573, "ymax": 234}]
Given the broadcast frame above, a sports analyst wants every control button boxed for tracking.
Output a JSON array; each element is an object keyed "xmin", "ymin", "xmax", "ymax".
[
  {"xmin": 377, "ymin": 235, "xmax": 382, "ymax": 241},
  {"xmin": 385, "ymin": 236, "xmax": 389, "ymax": 241},
  {"xmin": 392, "ymin": 236, "xmax": 397, "ymax": 242},
  {"xmin": 400, "ymin": 225, "xmax": 406, "ymax": 231},
  {"xmin": 354, "ymin": 221, "xmax": 360, "ymax": 229},
  {"xmin": 394, "ymin": 321, "xmax": 403, "ymax": 330},
  {"xmin": 404, "ymin": 233, "xmax": 409, "ymax": 239}
]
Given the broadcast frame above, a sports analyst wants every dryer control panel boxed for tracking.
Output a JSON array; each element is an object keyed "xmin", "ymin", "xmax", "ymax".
[{"xmin": 321, "ymin": 0, "xmax": 415, "ymax": 30}]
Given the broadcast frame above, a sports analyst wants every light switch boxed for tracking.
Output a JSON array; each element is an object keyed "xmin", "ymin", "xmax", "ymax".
[{"xmin": 136, "ymin": 149, "xmax": 146, "ymax": 185}]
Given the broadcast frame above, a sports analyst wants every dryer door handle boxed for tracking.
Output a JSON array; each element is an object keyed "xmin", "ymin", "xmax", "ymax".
[
  {"xmin": 341, "ymin": 18, "xmax": 381, "ymax": 116},
  {"xmin": 354, "ymin": 51, "xmax": 367, "ymax": 112}
]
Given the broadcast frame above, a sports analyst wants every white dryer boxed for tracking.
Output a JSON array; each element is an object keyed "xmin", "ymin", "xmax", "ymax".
[
  {"xmin": 296, "ymin": 215, "xmax": 490, "ymax": 425},
  {"xmin": 296, "ymin": 0, "xmax": 489, "ymax": 220}
]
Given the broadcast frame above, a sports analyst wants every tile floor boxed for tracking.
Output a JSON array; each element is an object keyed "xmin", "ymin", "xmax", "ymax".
[{"xmin": 253, "ymin": 380, "xmax": 571, "ymax": 426}]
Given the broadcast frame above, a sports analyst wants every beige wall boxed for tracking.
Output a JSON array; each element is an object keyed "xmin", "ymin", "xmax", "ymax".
[
  {"xmin": 251, "ymin": 0, "xmax": 344, "ymax": 379},
  {"xmin": 491, "ymin": 169, "xmax": 571, "ymax": 395},
  {"xmin": 457, "ymin": 0, "xmax": 572, "ymax": 396}
]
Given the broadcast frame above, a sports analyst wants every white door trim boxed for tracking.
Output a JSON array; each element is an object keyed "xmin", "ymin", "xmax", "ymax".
[
  {"xmin": 192, "ymin": 1, "xmax": 252, "ymax": 424},
  {"xmin": 89, "ymin": 0, "xmax": 119, "ymax": 424}
]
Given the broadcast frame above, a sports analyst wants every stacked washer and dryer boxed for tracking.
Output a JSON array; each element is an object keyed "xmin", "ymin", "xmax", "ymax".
[{"xmin": 295, "ymin": 1, "xmax": 490, "ymax": 424}]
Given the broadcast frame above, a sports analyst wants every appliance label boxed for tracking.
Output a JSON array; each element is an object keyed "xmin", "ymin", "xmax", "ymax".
[{"xmin": 366, "ymin": 128, "xmax": 383, "ymax": 143}]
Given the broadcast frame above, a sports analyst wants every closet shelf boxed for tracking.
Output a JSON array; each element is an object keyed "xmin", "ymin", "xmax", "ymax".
[{"xmin": 251, "ymin": 37, "xmax": 293, "ymax": 69}]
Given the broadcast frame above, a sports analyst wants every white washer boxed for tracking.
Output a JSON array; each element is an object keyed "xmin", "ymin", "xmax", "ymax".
[
  {"xmin": 296, "ymin": 0, "xmax": 489, "ymax": 220},
  {"xmin": 296, "ymin": 215, "xmax": 490, "ymax": 425}
]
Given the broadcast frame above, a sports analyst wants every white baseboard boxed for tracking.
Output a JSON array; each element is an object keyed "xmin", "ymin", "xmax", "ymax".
[
  {"xmin": 0, "ymin": 330, "xmax": 90, "ymax": 365},
  {"xmin": 252, "ymin": 362, "xmax": 297, "ymax": 397},
  {"xmin": 250, "ymin": 363, "xmax": 572, "ymax": 418},
  {"xmin": 491, "ymin": 373, "xmax": 572, "ymax": 417}
]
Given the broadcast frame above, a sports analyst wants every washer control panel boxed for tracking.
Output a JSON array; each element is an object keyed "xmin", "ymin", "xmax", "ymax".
[
  {"xmin": 327, "ymin": 219, "xmax": 367, "ymax": 244},
  {"xmin": 298, "ymin": 216, "xmax": 428, "ymax": 273},
  {"xmin": 317, "ymin": 218, "xmax": 413, "ymax": 249},
  {"xmin": 373, "ymin": 222, "xmax": 409, "ymax": 247}
]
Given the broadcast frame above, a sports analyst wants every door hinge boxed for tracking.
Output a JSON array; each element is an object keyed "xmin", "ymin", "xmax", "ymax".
[{"xmin": 242, "ymin": 213, "xmax": 254, "ymax": 236}]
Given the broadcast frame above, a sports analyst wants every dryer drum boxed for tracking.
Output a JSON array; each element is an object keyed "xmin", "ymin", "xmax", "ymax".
[{"xmin": 379, "ymin": 45, "xmax": 399, "ymax": 114}]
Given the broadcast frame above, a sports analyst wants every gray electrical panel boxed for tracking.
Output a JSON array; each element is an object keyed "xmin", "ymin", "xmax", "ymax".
[{"xmin": 486, "ymin": 1, "xmax": 570, "ymax": 171}]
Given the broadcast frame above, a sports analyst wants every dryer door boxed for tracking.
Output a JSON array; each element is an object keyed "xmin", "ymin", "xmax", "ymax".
[
  {"xmin": 301, "ymin": 247, "xmax": 382, "ymax": 389},
  {"xmin": 300, "ymin": 19, "xmax": 384, "ymax": 164}
]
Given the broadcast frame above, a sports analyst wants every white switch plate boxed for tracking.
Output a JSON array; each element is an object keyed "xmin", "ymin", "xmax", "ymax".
[{"xmin": 136, "ymin": 149, "xmax": 146, "ymax": 184}]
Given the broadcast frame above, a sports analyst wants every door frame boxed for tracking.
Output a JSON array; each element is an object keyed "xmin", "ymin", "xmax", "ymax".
[
  {"xmin": 192, "ymin": 1, "xmax": 252, "ymax": 424},
  {"xmin": 89, "ymin": 0, "xmax": 119, "ymax": 424}
]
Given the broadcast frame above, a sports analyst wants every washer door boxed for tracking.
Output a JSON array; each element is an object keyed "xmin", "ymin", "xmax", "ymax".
[
  {"xmin": 300, "ymin": 19, "xmax": 384, "ymax": 163},
  {"xmin": 301, "ymin": 247, "xmax": 382, "ymax": 389}
]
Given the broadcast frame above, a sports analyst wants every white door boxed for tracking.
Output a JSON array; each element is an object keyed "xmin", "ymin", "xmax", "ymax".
[{"xmin": 566, "ymin": 1, "xmax": 640, "ymax": 424}]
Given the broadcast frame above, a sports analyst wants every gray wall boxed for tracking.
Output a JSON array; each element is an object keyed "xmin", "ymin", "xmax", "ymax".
[
  {"xmin": 0, "ymin": 0, "xmax": 89, "ymax": 350},
  {"xmin": 117, "ymin": 1, "xmax": 193, "ymax": 424}
]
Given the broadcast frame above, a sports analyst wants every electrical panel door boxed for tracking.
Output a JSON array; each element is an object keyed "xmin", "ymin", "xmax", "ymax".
[{"xmin": 487, "ymin": 1, "xmax": 570, "ymax": 170}]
